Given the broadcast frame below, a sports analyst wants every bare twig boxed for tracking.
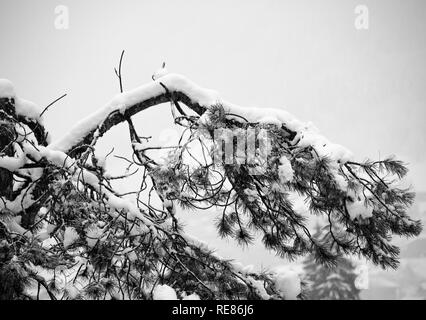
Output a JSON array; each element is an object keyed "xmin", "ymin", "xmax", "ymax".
[
  {"xmin": 39, "ymin": 93, "xmax": 67, "ymax": 118},
  {"xmin": 114, "ymin": 50, "xmax": 125, "ymax": 93}
]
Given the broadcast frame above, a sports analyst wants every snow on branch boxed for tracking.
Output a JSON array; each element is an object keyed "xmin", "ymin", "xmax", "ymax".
[
  {"xmin": 47, "ymin": 73, "xmax": 351, "ymax": 166},
  {"xmin": 48, "ymin": 74, "xmax": 218, "ymax": 154}
]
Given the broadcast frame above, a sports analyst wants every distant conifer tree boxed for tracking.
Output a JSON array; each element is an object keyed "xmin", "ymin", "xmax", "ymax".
[{"xmin": 303, "ymin": 226, "xmax": 360, "ymax": 300}]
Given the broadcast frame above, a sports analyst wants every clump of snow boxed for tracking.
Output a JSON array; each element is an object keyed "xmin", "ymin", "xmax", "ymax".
[
  {"xmin": 182, "ymin": 233, "xmax": 223, "ymax": 260},
  {"xmin": 152, "ymin": 284, "xmax": 178, "ymax": 300},
  {"xmin": 0, "ymin": 146, "xmax": 26, "ymax": 172},
  {"xmin": 242, "ymin": 264, "xmax": 254, "ymax": 274},
  {"xmin": 258, "ymin": 115, "xmax": 283, "ymax": 126},
  {"xmin": 297, "ymin": 127, "xmax": 353, "ymax": 164},
  {"xmin": 85, "ymin": 225, "xmax": 105, "ymax": 248},
  {"xmin": 278, "ymin": 156, "xmax": 294, "ymax": 183},
  {"xmin": 5, "ymin": 216, "xmax": 32, "ymax": 238},
  {"xmin": 230, "ymin": 261, "xmax": 245, "ymax": 273},
  {"xmin": 0, "ymin": 80, "xmax": 43, "ymax": 122},
  {"xmin": 105, "ymin": 191, "xmax": 151, "ymax": 224},
  {"xmin": 160, "ymin": 74, "xmax": 219, "ymax": 106},
  {"xmin": 346, "ymin": 198, "xmax": 374, "ymax": 220},
  {"xmin": 182, "ymin": 292, "xmax": 200, "ymax": 300},
  {"xmin": 63, "ymin": 227, "xmax": 79, "ymax": 249},
  {"xmin": 15, "ymin": 98, "xmax": 42, "ymax": 122},
  {"xmin": 333, "ymin": 171, "xmax": 348, "ymax": 191},
  {"xmin": 37, "ymin": 223, "xmax": 57, "ymax": 242},
  {"xmin": 40, "ymin": 147, "xmax": 72, "ymax": 168},
  {"xmin": 0, "ymin": 79, "xmax": 15, "ymax": 98},
  {"xmin": 287, "ymin": 193, "xmax": 310, "ymax": 218},
  {"xmin": 345, "ymin": 188, "xmax": 374, "ymax": 220},
  {"xmin": 247, "ymin": 276, "xmax": 270, "ymax": 300},
  {"xmin": 0, "ymin": 181, "xmax": 38, "ymax": 214},
  {"xmin": 273, "ymin": 269, "xmax": 301, "ymax": 300}
]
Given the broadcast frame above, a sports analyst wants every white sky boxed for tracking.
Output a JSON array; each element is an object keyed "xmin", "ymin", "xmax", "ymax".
[{"xmin": 1, "ymin": 0, "xmax": 425, "ymax": 270}]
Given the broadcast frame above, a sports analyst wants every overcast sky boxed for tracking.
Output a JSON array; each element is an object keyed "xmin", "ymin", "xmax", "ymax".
[{"xmin": 1, "ymin": 0, "xmax": 425, "ymax": 270}]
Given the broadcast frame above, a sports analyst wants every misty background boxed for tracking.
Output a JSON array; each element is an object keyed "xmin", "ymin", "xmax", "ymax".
[{"xmin": 1, "ymin": 0, "xmax": 425, "ymax": 299}]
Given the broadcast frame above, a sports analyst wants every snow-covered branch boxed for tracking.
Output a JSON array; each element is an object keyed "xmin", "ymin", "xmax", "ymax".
[
  {"xmin": 0, "ymin": 68, "xmax": 422, "ymax": 300},
  {"xmin": 48, "ymin": 73, "xmax": 351, "ymax": 166}
]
